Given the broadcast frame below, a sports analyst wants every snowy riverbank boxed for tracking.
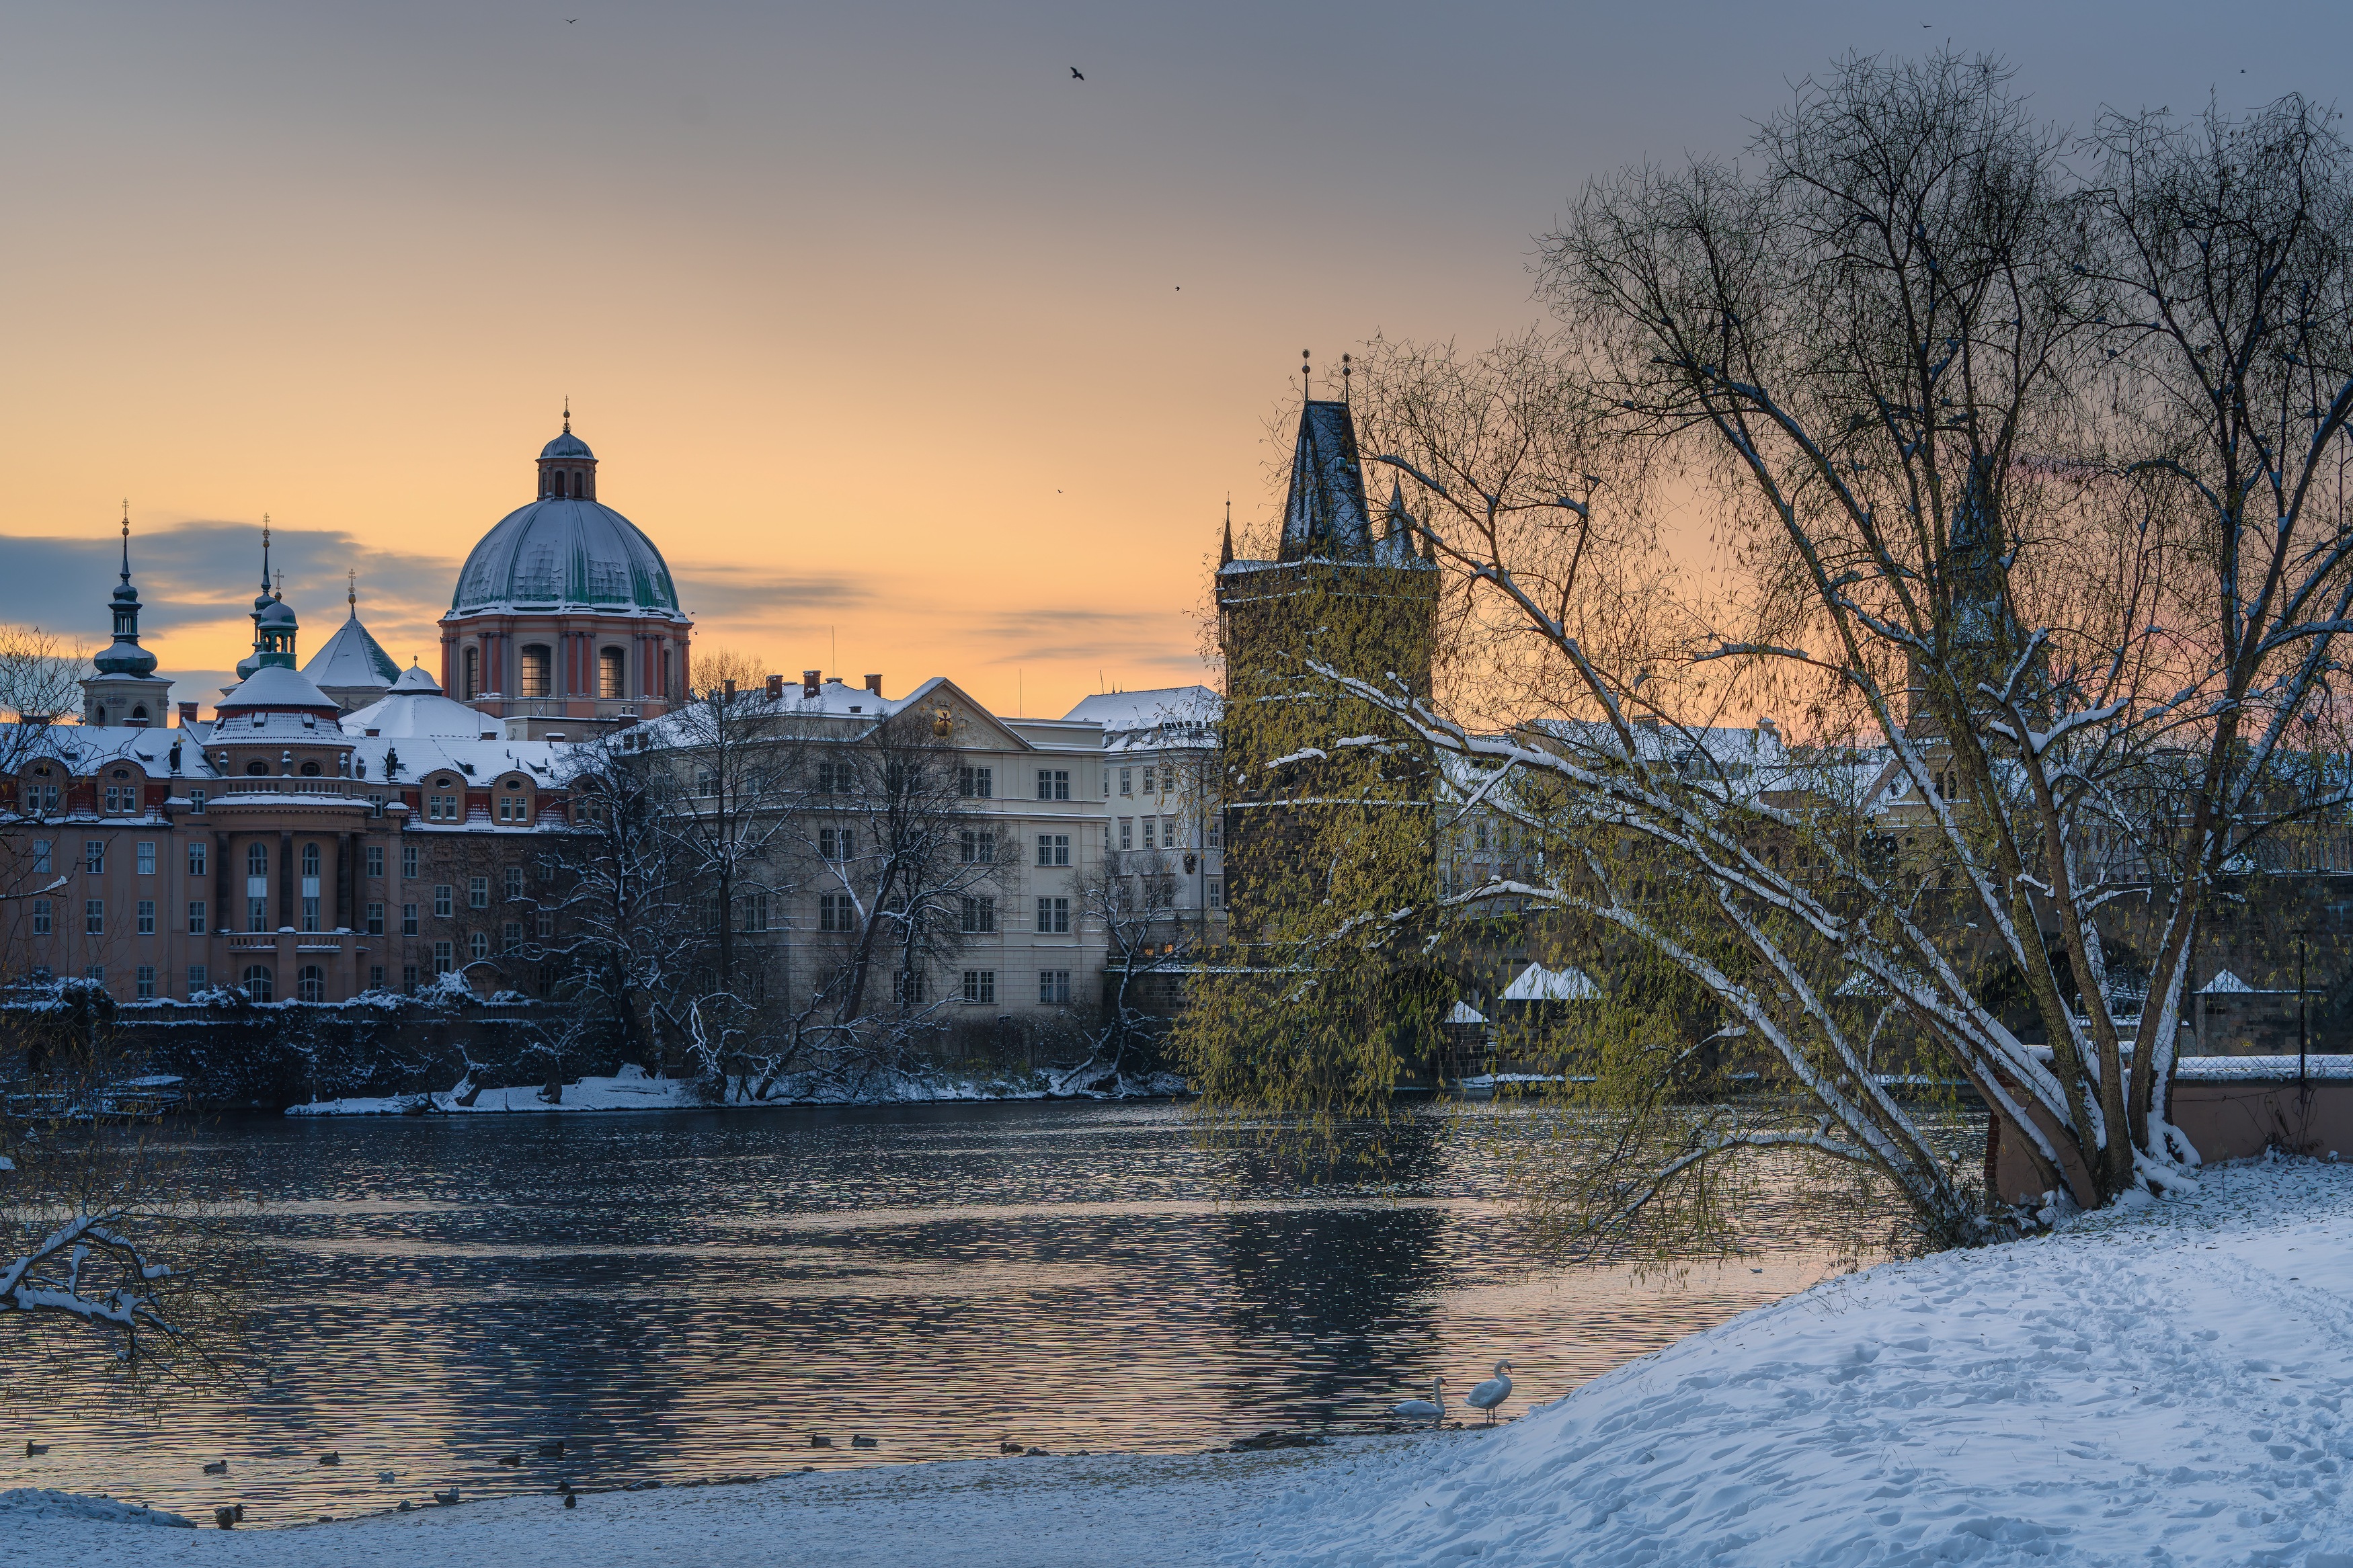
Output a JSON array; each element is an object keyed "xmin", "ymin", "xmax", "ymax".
[
  {"xmin": 284, "ymin": 1062, "xmax": 1186, "ymax": 1116},
  {"xmin": 17, "ymin": 1157, "xmax": 2352, "ymax": 1565}
]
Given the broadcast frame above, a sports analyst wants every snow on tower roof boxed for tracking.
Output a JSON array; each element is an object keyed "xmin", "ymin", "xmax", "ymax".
[
  {"xmin": 1500, "ymin": 962, "xmax": 1601, "ymax": 1001},
  {"xmin": 303, "ymin": 610, "xmax": 401, "ymax": 693},
  {"xmin": 1279, "ymin": 399, "xmax": 1375, "ymax": 562}
]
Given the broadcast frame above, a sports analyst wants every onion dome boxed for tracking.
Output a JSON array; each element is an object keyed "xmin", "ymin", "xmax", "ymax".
[{"xmin": 93, "ymin": 515, "xmax": 159, "ymax": 676}]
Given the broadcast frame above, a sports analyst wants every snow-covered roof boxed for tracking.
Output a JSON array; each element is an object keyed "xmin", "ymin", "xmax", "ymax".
[
  {"xmin": 342, "ymin": 677, "xmax": 499, "ymax": 739},
  {"xmin": 1445, "ymin": 1000, "xmax": 1488, "ymax": 1025},
  {"xmin": 352, "ymin": 734, "xmax": 575, "ymax": 790},
  {"xmin": 1063, "ymin": 687, "xmax": 1221, "ymax": 752},
  {"xmin": 2200, "ymin": 969, "xmax": 2256, "ymax": 995},
  {"xmin": 0, "ymin": 723, "xmax": 218, "ymax": 777},
  {"xmin": 1500, "ymin": 962, "xmax": 1601, "ymax": 1001},
  {"xmin": 303, "ymin": 611, "xmax": 401, "ymax": 693},
  {"xmin": 215, "ymin": 663, "xmax": 340, "ymax": 715}
]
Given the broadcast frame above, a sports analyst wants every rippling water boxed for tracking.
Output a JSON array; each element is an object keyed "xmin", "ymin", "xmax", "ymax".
[{"xmin": 4, "ymin": 1100, "xmax": 1885, "ymax": 1526}]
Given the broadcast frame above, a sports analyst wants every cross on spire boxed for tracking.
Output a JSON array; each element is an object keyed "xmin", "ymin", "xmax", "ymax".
[{"xmin": 119, "ymin": 500, "xmax": 131, "ymax": 583}]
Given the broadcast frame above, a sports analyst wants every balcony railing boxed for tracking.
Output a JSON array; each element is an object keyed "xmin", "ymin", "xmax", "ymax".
[{"xmin": 213, "ymin": 778, "xmax": 368, "ymax": 799}]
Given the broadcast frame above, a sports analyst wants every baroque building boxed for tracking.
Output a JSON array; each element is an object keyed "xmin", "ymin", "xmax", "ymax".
[{"xmin": 440, "ymin": 417, "xmax": 694, "ymax": 740}]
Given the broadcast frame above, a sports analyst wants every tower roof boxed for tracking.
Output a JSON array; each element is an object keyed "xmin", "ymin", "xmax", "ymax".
[
  {"xmin": 303, "ymin": 608, "xmax": 401, "ymax": 694},
  {"xmin": 1279, "ymin": 399, "xmax": 1375, "ymax": 562}
]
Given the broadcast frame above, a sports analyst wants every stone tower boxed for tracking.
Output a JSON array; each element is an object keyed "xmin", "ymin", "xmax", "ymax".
[
  {"xmin": 81, "ymin": 512, "xmax": 173, "ymax": 727},
  {"xmin": 1215, "ymin": 396, "xmax": 1440, "ymax": 942}
]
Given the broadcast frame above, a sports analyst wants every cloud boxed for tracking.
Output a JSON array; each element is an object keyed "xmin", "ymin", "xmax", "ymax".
[
  {"xmin": 0, "ymin": 519, "xmax": 458, "ymax": 643},
  {"xmin": 668, "ymin": 567, "xmax": 874, "ymax": 621},
  {"xmin": 955, "ymin": 606, "xmax": 1206, "ymax": 669}
]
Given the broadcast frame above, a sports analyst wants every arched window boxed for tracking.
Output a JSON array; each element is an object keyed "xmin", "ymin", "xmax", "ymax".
[
  {"xmin": 570, "ymin": 470, "xmax": 583, "ymax": 497},
  {"xmin": 301, "ymin": 843, "xmax": 321, "ymax": 876},
  {"xmin": 297, "ymin": 964, "xmax": 325, "ymax": 1003},
  {"xmin": 598, "ymin": 647, "xmax": 626, "ymax": 700},
  {"xmin": 300, "ymin": 760, "xmax": 321, "ymax": 777},
  {"xmin": 132, "ymin": 705, "xmax": 148, "ymax": 723},
  {"xmin": 246, "ymin": 760, "xmax": 269, "ymax": 776},
  {"xmin": 242, "ymin": 965, "xmax": 274, "ymax": 1003},
  {"xmin": 463, "ymin": 647, "xmax": 481, "ymax": 701},
  {"xmin": 520, "ymin": 645, "xmax": 552, "ymax": 698},
  {"xmin": 247, "ymin": 842, "xmax": 268, "ymax": 876},
  {"xmin": 662, "ymin": 647, "xmax": 674, "ymax": 700}
]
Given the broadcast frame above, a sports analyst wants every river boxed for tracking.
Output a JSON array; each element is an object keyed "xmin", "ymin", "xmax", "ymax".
[{"xmin": 3, "ymin": 1099, "xmax": 1895, "ymax": 1526}]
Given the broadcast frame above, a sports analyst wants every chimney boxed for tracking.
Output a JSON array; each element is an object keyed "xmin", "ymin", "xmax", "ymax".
[
  {"xmin": 177, "ymin": 702, "xmax": 198, "ymax": 728},
  {"xmin": 766, "ymin": 674, "xmax": 784, "ymax": 701},
  {"xmin": 864, "ymin": 673, "xmax": 883, "ymax": 696},
  {"xmin": 723, "ymin": 678, "xmax": 736, "ymax": 703},
  {"xmin": 802, "ymin": 669, "xmax": 821, "ymax": 700}
]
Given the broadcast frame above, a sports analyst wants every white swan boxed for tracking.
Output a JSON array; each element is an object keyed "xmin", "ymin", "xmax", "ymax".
[
  {"xmin": 1465, "ymin": 1360, "xmax": 1513, "ymax": 1424},
  {"xmin": 1389, "ymin": 1375, "xmax": 1445, "ymax": 1428}
]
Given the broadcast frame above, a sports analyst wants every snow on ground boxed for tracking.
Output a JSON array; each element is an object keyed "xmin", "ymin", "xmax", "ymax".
[
  {"xmin": 20, "ymin": 1159, "xmax": 2353, "ymax": 1566},
  {"xmin": 286, "ymin": 1064, "xmax": 1186, "ymax": 1116},
  {"xmin": 1238, "ymin": 1156, "xmax": 2353, "ymax": 1567}
]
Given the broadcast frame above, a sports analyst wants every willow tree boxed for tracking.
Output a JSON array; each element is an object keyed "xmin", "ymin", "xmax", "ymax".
[{"xmin": 1183, "ymin": 54, "xmax": 2353, "ymax": 1248}]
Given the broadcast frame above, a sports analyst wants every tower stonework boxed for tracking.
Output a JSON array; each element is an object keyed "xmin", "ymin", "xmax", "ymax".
[{"xmin": 1215, "ymin": 397, "xmax": 1440, "ymax": 944}]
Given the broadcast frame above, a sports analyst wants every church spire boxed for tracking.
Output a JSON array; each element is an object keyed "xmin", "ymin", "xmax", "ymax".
[
  {"xmin": 93, "ymin": 505, "xmax": 157, "ymax": 677},
  {"xmin": 1220, "ymin": 495, "xmax": 1234, "ymax": 567}
]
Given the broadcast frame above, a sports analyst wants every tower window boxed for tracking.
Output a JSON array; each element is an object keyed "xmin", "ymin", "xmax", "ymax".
[
  {"xmin": 520, "ymin": 645, "xmax": 552, "ymax": 698},
  {"xmin": 571, "ymin": 470, "xmax": 583, "ymax": 497},
  {"xmin": 463, "ymin": 647, "xmax": 481, "ymax": 700},
  {"xmin": 599, "ymin": 647, "xmax": 625, "ymax": 700}
]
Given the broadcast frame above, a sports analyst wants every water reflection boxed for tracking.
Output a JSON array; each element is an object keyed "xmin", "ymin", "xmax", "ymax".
[{"xmin": 4, "ymin": 1100, "xmax": 1872, "ymax": 1526}]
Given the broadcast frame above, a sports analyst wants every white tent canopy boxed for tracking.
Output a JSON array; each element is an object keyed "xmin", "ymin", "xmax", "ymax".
[{"xmin": 1500, "ymin": 963, "xmax": 1601, "ymax": 1002}]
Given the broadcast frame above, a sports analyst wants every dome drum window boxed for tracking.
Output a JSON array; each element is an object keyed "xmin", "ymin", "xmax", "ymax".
[
  {"xmin": 598, "ymin": 647, "xmax": 627, "ymax": 700},
  {"xmin": 520, "ymin": 645, "xmax": 552, "ymax": 698}
]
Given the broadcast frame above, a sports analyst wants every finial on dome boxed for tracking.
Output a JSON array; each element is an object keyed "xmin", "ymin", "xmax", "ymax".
[
  {"xmin": 348, "ymin": 568, "xmax": 358, "ymax": 614},
  {"xmin": 563, "ymin": 395, "xmax": 571, "ymax": 434},
  {"xmin": 120, "ymin": 501, "xmax": 131, "ymax": 583},
  {"xmin": 261, "ymin": 515, "xmax": 272, "ymax": 593}
]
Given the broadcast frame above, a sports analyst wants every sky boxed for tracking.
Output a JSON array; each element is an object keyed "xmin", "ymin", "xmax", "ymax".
[{"xmin": 2, "ymin": 1, "xmax": 2345, "ymax": 720}]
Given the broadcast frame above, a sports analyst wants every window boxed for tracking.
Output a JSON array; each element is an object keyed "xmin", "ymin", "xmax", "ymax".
[
  {"xmin": 187, "ymin": 900, "xmax": 206, "ymax": 934},
  {"xmin": 893, "ymin": 970, "xmax": 926, "ymax": 1007},
  {"xmin": 957, "ymin": 765, "xmax": 993, "ymax": 799},
  {"xmin": 401, "ymin": 964, "xmax": 419, "ymax": 992},
  {"xmin": 1035, "ymin": 896, "xmax": 1070, "ymax": 934},
  {"xmin": 739, "ymin": 896, "xmax": 768, "ymax": 934},
  {"xmin": 1036, "ymin": 834, "xmax": 1070, "ymax": 868},
  {"xmin": 469, "ymin": 875, "xmax": 489, "ymax": 909},
  {"xmin": 1143, "ymin": 768, "xmax": 1158, "ymax": 794},
  {"xmin": 959, "ymin": 829, "xmax": 995, "ymax": 864},
  {"xmin": 85, "ymin": 899, "xmax": 105, "ymax": 935},
  {"xmin": 188, "ymin": 964, "xmax": 206, "ymax": 991},
  {"xmin": 1207, "ymin": 879, "xmax": 1222, "ymax": 910},
  {"xmin": 31, "ymin": 899, "xmax": 50, "ymax": 935},
  {"xmin": 366, "ymin": 844, "xmax": 384, "ymax": 878},
  {"xmin": 246, "ymin": 760, "xmax": 269, "ymax": 775},
  {"xmin": 247, "ymin": 841, "xmax": 267, "ymax": 877},
  {"xmin": 819, "ymin": 893, "xmax": 850, "ymax": 932},
  {"xmin": 505, "ymin": 867, "xmax": 524, "ymax": 899},
  {"xmin": 520, "ymin": 645, "xmax": 552, "ymax": 698},
  {"xmin": 1164, "ymin": 815, "xmax": 1180, "ymax": 848},
  {"xmin": 298, "ymin": 965, "xmax": 325, "ymax": 1003},
  {"xmin": 694, "ymin": 767, "xmax": 717, "ymax": 797},
  {"xmin": 1207, "ymin": 821, "xmax": 1220, "ymax": 852},
  {"xmin": 1119, "ymin": 768, "xmax": 1131, "ymax": 796},
  {"xmin": 599, "ymin": 647, "xmax": 625, "ymax": 700},
  {"xmin": 136, "ymin": 841, "xmax": 156, "ymax": 875},
  {"xmin": 186, "ymin": 788, "xmax": 206, "ymax": 815},
  {"xmin": 302, "ymin": 843, "xmax": 320, "ymax": 878},
  {"xmin": 427, "ymin": 790, "xmax": 460, "ymax": 821},
  {"xmin": 188, "ymin": 841, "xmax": 206, "ymax": 876},
  {"xmin": 817, "ymin": 761, "xmax": 852, "ymax": 795},
  {"xmin": 820, "ymin": 827, "xmax": 854, "ymax": 861},
  {"xmin": 242, "ymin": 965, "xmax": 273, "ymax": 1002},
  {"xmin": 367, "ymin": 792, "xmax": 387, "ymax": 818},
  {"xmin": 85, "ymin": 840, "xmax": 105, "ymax": 874},
  {"xmin": 469, "ymin": 932, "xmax": 489, "ymax": 960},
  {"xmin": 299, "ymin": 760, "xmax": 321, "ymax": 778},
  {"xmin": 1039, "ymin": 970, "xmax": 1070, "ymax": 1005},
  {"xmin": 401, "ymin": 903, "xmax": 419, "ymax": 936},
  {"xmin": 503, "ymin": 919, "xmax": 524, "ymax": 951},
  {"xmin": 434, "ymin": 940, "xmax": 454, "ymax": 973},
  {"xmin": 1037, "ymin": 769, "xmax": 1070, "ymax": 801},
  {"xmin": 536, "ymin": 909, "xmax": 554, "ymax": 938},
  {"xmin": 463, "ymin": 646, "xmax": 480, "ymax": 700},
  {"xmin": 960, "ymin": 895, "xmax": 997, "ymax": 934},
  {"xmin": 961, "ymin": 968, "xmax": 996, "ymax": 1003},
  {"xmin": 137, "ymin": 899, "xmax": 155, "ymax": 935},
  {"xmin": 369, "ymin": 965, "xmax": 387, "ymax": 991},
  {"xmin": 434, "ymin": 884, "xmax": 453, "ymax": 917},
  {"xmin": 104, "ymin": 782, "xmax": 130, "ymax": 813},
  {"xmin": 366, "ymin": 901, "xmax": 385, "ymax": 935},
  {"xmin": 401, "ymin": 843, "xmax": 418, "ymax": 879},
  {"xmin": 32, "ymin": 840, "xmax": 51, "ymax": 874},
  {"xmin": 499, "ymin": 791, "xmax": 528, "ymax": 822},
  {"xmin": 1142, "ymin": 818, "xmax": 1156, "ymax": 850}
]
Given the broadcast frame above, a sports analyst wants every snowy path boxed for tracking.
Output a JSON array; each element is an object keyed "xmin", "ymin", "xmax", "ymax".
[{"xmin": 18, "ymin": 1159, "xmax": 2353, "ymax": 1566}]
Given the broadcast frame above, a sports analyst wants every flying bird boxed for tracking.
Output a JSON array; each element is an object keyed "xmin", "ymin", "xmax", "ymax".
[{"xmin": 1071, "ymin": 67, "xmax": 1084, "ymax": 79}]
